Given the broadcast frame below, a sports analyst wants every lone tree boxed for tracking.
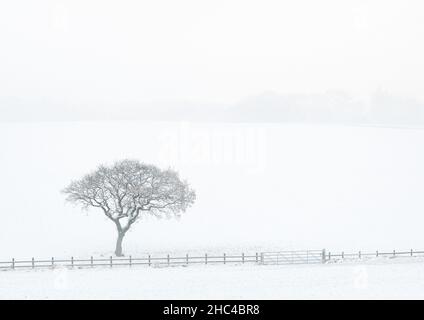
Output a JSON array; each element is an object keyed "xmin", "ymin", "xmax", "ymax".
[{"xmin": 63, "ymin": 159, "xmax": 196, "ymax": 256}]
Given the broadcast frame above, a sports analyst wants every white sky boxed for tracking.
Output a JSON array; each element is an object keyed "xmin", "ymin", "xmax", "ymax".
[{"xmin": 1, "ymin": 0, "xmax": 423, "ymax": 106}]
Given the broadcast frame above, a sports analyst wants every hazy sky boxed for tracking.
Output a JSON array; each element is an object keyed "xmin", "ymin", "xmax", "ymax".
[{"xmin": 1, "ymin": 0, "xmax": 423, "ymax": 106}]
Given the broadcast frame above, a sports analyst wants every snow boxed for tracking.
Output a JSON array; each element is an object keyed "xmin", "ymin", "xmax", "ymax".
[
  {"xmin": 2, "ymin": 257, "xmax": 424, "ymax": 299},
  {"xmin": 1, "ymin": 122, "xmax": 424, "ymax": 260},
  {"xmin": 1, "ymin": 121, "xmax": 424, "ymax": 299}
]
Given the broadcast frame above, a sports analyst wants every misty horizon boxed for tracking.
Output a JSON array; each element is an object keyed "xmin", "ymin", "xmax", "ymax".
[
  {"xmin": 1, "ymin": 1, "xmax": 424, "ymax": 126},
  {"xmin": 2, "ymin": 90, "xmax": 424, "ymax": 126}
]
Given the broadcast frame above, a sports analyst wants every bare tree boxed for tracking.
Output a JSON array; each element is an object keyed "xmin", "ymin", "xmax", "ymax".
[{"xmin": 63, "ymin": 159, "xmax": 196, "ymax": 256}]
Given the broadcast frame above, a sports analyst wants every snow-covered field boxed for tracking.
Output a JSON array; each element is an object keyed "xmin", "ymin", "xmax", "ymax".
[
  {"xmin": 2, "ymin": 257, "xmax": 424, "ymax": 299},
  {"xmin": 2, "ymin": 121, "xmax": 424, "ymax": 299},
  {"xmin": 1, "ymin": 122, "xmax": 424, "ymax": 259}
]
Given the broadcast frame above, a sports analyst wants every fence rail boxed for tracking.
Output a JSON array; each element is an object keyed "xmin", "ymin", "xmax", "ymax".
[
  {"xmin": 325, "ymin": 249, "xmax": 424, "ymax": 261},
  {"xmin": 2, "ymin": 248, "xmax": 422, "ymax": 271},
  {"xmin": 0, "ymin": 250, "xmax": 323, "ymax": 271}
]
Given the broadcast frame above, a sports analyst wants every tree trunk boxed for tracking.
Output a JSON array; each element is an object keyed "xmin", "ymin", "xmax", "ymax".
[{"xmin": 115, "ymin": 232, "xmax": 125, "ymax": 257}]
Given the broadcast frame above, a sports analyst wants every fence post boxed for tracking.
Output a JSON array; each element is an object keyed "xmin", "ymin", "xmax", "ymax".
[
  {"xmin": 255, "ymin": 252, "xmax": 258, "ymax": 263},
  {"xmin": 321, "ymin": 249, "xmax": 326, "ymax": 263},
  {"xmin": 242, "ymin": 253, "xmax": 245, "ymax": 264},
  {"xmin": 148, "ymin": 255, "xmax": 151, "ymax": 267},
  {"xmin": 12, "ymin": 258, "xmax": 15, "ymax": 270},
  {"xmin": 376, "ymin": 250, "xmax": 379, "ymax": 257},
  {"xmin": 167, "ymin": 254, "xmax": 170, "ymax": 266},
  {"xmin": 411, "ymin": 249, "xmax": 413, "ymax": 257},
  {"xmin": 110, "ymin": 256, "xmax": 113, "ymax": 268},
  {"xmin": 393, "ymin": 250, "xmax": 396, "ymax": 257},
  {"xmin": 341, "ymin": 251, "xmax": 344, "ymax": 259},
  {"xmin": 129, "ymin": 255, "xmax": 132, "ymax": 267},
  {"xmin": 91, "ymin": 256, "xmax": 93, "ymax": 267},
  {"xmin": 71, "ymin": 256, "xmax": 74, "ymax": 268},
  {"xmin": 359, "ymin": 251, "xmax": 361, "ymax": 259},
  {"xmin": 205, "ymin": 253, "xmax": 207, "ymax": 265},
  {"xmin": 328, "ymin": 251, "xmax": 331, "ymax": 261},
  {"xmin": 186, "ymin": 254, "xmax": 189, "ymax": 265},
  {"xmin": 260, "ymin": 252, "xmax": 264, "ymax": 264},
  {"xmin": 52, "ymin": 257, "xmax": 54, "ymax": 268},
  {"xmin": 223, "ymin": 253, "xmax": 226, "ymax": 265},
  {"xmin": 32, "ymin": 257, "xmax": 34, "ymax": 269}
]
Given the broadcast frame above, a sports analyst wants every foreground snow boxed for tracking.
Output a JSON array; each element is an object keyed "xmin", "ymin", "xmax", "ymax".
[{"xmin": 2, "ymin": 257, "xmax": 424, "ymax": 299}]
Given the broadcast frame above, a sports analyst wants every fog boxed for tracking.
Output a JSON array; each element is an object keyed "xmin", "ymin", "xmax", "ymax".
[{"xmin": 1, "ymin": 0, "xmax": 424, "ymax": 112}]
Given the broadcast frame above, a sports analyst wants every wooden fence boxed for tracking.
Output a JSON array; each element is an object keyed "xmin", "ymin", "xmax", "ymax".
[
  {"xmin": 2, "ymin": 248, "xmax": 421, "ymax": 271},
  {"xmin": 325, "ymin": 249, "xmax": 424, "ymax": 261},
  {"xmin": 0, "ymin": 250, "xmax": 324, "ymax": 271}
]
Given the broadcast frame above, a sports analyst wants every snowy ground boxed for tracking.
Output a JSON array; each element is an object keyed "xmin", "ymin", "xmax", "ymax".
[
  {"xmin": 2, "ymin": 122, "xmax": 424, "ymax": 259},
  {"xmin": 2, "ymin": 122, "xmax": 424, "ymax": 299},
  {"xmin": 2, "ymin": 257, "xmax": 424, "ymax": 299}
]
